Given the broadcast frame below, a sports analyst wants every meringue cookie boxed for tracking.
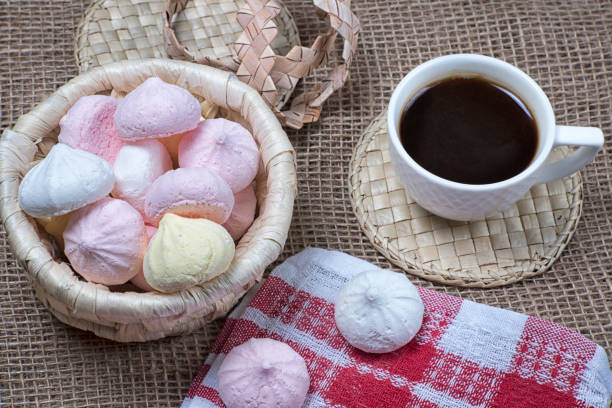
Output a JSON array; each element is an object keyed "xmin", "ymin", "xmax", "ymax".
[
  {"xmin": 111, "ymin": 140, "xmax": 172, "ymax": 214},
  {"xmin": 114, "ymin": 77, "xmax": 201, "ymax": 141},
  {"xmin": 334, "ymin": 269, "xmax": 424, "ymax": 353},
  {"xmin": 58, "ymin": 95, "xmax": 124, "ymax": 164},
  {"xmin": 144, "ymin": 167, "xmax": 234, "ymax": 226},
  {"xmin": 218, "ymin": 338, "xmax": 310, "ymax": 408},
  {"xmin": 130, "ymin": 225, "xmax": 158, "ymax": 292},
  {"xmin": 63, "ymin": 198, "xmax": 147, "ymax": 286},
  {"xmin": 222, "ymin": 185, "xmax": 257, "ymax": 241},
  {"xmin": 143, "ymin": 213, "xmax": 234, "ymax": 293},
  {"xmin": 19, "ymin": 143, "xmax": 115, "ymax": 218},
  {"xmin": 178, "ymin": 118, "xmax": 260, "ymax": 193}
]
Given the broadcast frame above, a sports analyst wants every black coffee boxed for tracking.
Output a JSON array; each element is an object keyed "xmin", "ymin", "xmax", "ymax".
[{"xmin": 399, "ymin": 77, "xmax": 537, "ymax": 185}]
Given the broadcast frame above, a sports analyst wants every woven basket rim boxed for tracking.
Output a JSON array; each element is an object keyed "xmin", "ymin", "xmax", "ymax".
[
  {"xmin": 0, "ymin": 58, "xmax": 296, "ymax": 341},
  {"xmin": 348, "ymin": 110, "xmax": 583, "ymax": 288}
]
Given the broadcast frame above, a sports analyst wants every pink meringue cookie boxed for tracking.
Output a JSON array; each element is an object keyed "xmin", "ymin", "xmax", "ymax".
[
  {"xmin": 144, "ymin": 167, "xmax": 234, "ymax": 226},
  {"xmin": 63, "ymin": 198, "xmax": 147, "ymax": 286},
  {"xmin": 130, "ymin": 225, "xmax": 158, "ymax": 292},
  {"xmin": 222, "ymin": 184, "xmax": 257, "ymax": 241},
  {"xmin": 114, "ymin": 77, "xmax": 201, "ymax": 141},
  {"xmin": 111, "ymin": 140, "xmax": 172, "ymax": 214},
  {"xmin": 218, "ymin": 338, "xmax": 310, "ymax": 408},
  {"xmin": 178, "ymin": 118, "xmax": 260, "ymax": 193},
  {"xmin": 58, "ymin": 95, "xmax": 124, "ymax": 164}
]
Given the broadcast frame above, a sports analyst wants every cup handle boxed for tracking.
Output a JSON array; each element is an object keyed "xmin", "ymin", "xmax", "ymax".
[{"xmin": 532, "ymin": 125, "xmax": 604, "ymax": 185}]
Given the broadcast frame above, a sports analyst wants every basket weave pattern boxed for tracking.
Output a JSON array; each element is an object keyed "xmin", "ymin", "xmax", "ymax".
[{"xmin": 0, "ymin": 59, "xmax": 296, "ymax": 342}]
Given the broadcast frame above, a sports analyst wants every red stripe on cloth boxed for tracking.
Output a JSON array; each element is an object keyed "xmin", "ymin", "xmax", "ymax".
[
  {"xmin": 210, "ymin": 318, "xmax": 238, "ymax": 354},
  {"xmin": 509, "ymin": 316, "xmax": 597, "ymax": 394},
  {"xmin": 249, "ymin": 276, "xmax": 348, "ymax": 350},
  {"xmin": 218, "ymin": 319, "xmax": 263, "ymax": 354},
  {"xmin": 324, "ymin": 364, "xmax": 416, "ymax": 407},
  {"xmin": 324, "ymin": 342, "xmax": 438, "ymax": 406},
  {"xmin": 348, "ymin": 341, "xmax": 438, "ymax": 383},
  {"xmin": 324, "ymin": 359, "xmax": 415, "ymax": 406},
  {"xmin": 249, "ymin": 276, "xmax": 296, "ymax": 319},
  {"xmin": 519, "ymin": 316, "xmax": 597, "ymax": 362},
  {"xmin": 417, "ymin": 287, "xmax": 463, "ymax": 319},
  {"xmin": 185, "ymin": 364, "xmax": 211, "ymax": 399},
  {"xmin": 192, "ymin": 385, "xmax": 224, "ymax": 407},
  {"xmin": 421, "ymin": 348, "xmax": 502, "ymax": 406},
  {"xmin": 415, "ymin": 288, "xmax": 463, "ymax": 346},
  {"xmin": 492, "ymin": 371, "xmax": 577, "ymax": 408},
  {"xmin": 403, "ymin": 393, "xmax": 440, "ymax": 408}
]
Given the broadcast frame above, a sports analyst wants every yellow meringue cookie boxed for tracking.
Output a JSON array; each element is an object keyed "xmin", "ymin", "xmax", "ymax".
[{"xmin": 143, "ymin": 213, "xmax": 235, "ymax": 293}]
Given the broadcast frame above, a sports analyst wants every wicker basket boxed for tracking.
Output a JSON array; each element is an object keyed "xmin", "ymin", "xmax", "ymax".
[{"xmin": 0, "ymin": 58, "xmax": 296, "ymax": 342}]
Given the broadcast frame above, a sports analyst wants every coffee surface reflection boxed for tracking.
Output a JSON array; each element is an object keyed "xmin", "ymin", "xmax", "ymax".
[{"xmin": 399, "ymin": 77, "xmax": 538, "ymax": 185}]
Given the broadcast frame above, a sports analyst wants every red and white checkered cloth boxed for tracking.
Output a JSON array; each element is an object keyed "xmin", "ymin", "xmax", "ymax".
[{"xmin": 183, "ymin": 248, "xmax": 612, "ymax": 408}]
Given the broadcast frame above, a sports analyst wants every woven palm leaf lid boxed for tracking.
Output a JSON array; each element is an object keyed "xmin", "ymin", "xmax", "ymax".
[{"xmin": 76, "ymin": 0, "xmax": 361, "ymax": 129}]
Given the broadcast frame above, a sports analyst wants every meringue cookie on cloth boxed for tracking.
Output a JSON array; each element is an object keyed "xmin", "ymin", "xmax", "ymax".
[
  {"xmin": 334, "ymin": 269, "xmax": 424, "ymax": 353},
  {"xmin": 130, "ymin": 225, "xmax": 158, "ymax": 292},
  {"xmin": 58, "ymin": 95, "xmax": 124, "ymax": 164},
  {"xmin": 178, "ymin": 118, "xmax": 260, "ymax": 193},
  {"xmin": 143, "ymin": 213, "xmax": 234, "ymax": 293},
  {"xmin": 112, "ymin": 140, "xmax": 172, "ymax": 214},
  {"xmin": 114, "ymin": 77, "xmax": 201, "ymax": 141},
  {"xmin": 218, "ymin": 338, "xmax": 310, "ymax": 408},
  {"xmin": 223, "ymin": 184, "xmax": 256, "ymax": 241},
  {"xmin": 63, "ymin": 198, "xmax": 147, "ymax": 286},
  {"xmin": 19, "ymin": 143, "xmax": 115, "ymax": 218},
  {"xmin": 144, "ymin": 167, "xmax": 234, "ymax": 226}
]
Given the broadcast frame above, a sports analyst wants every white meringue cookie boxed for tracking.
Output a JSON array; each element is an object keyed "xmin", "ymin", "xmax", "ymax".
[
  {"xmin": 111, "ymin": 140, "xmax": 172, "ymax": 215},
  {"xmin": 18, "ymin": 143, "xmax": 115, "ymax": 218},
  {"xmin": 334, "ymin": 269, "xmax": 424, "ymax": 353}
]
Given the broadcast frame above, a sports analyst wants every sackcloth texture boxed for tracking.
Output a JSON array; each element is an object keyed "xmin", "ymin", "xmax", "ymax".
[
  {"xmin": 1, "ymin": 0, "xmax": 611, "ymax": 406},
  {"xmin": 182, "ymin": 248, "xmax": 612, "ymax": 408}
]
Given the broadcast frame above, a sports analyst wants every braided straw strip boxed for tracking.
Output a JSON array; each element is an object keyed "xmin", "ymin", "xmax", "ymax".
[
  {"xmin": 164, "ymin": 0, "xmax": 360, "ymax": 129},
  {"xmin": 0, "ymin": 59, "xmax": 296, "ymax": 342}
]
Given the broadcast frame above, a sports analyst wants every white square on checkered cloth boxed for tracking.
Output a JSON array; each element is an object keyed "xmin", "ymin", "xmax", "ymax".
[{"xmin": 437, "ymin": 301, "xmax": 528, "ymax": 371}]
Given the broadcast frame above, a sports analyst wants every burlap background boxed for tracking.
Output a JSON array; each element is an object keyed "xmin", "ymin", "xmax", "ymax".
[{"xmin": 1, "ymin": 0, "xmax": 610, "ymax": 406}]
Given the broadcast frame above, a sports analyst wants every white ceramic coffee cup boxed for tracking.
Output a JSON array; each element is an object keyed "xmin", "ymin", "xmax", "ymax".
[{"xmin": 387, "ymin": 54, "xmax": 604, "ymax": 221}]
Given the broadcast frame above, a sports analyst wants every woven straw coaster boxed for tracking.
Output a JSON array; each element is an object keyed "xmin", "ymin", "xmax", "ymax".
[
  {"xmin": 75, "ymin": 0, "xmax": 300, "ymax": 107},
  {"xmin": 349, "ymin": 111, "xmax": 583, "ymax": 288}
]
